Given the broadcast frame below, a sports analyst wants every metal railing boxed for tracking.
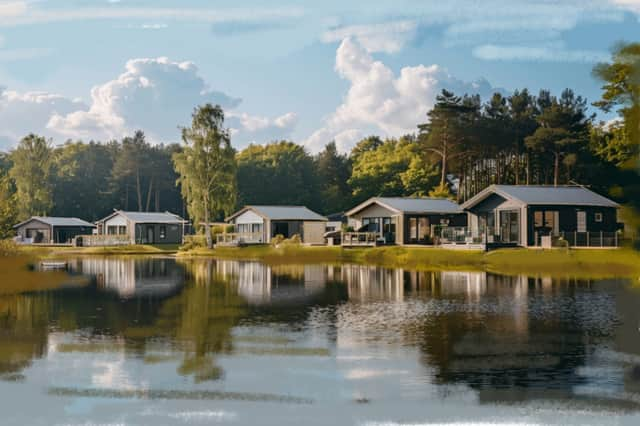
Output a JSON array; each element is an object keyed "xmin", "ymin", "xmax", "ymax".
[
  {"xmin": 341, "ymin": 232, "xmax": 379, "ymax": 246},
  {"xmin": 556, "ymin": 231, "xmax": 619, "ymax": 248}
]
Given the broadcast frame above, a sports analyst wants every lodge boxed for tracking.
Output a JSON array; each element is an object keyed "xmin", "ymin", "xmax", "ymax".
[
  {"xmin": 10, "ymin": 185, "xmax": 622, "ymax": 249},
  {"xmin": 94, "ymin": 210, "xmax": 188, "ymax": 245},
  {"xmin": 343, "ymin": 197, "xmax": 467, "ymax": 246},
  {"xmin": 13, "ymin": 217, "xmax": 96, "ymax": 245},
  {"xmin": 461, "ymin": 185, "xmax": 621, "ymax": 248},
  {"xmin": 222, "ymin": 205, "xmax": 328, "ymax": 245}
]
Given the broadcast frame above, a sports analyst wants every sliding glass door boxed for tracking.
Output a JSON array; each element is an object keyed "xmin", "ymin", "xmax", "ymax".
[{"xmin": 499, "ymin": 210, "xmax": 519, "ymax": 244}]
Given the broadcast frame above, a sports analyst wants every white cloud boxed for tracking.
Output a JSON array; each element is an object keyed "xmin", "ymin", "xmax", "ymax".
[
  {"xmin": 322, "ymin": 20, "xmax": 417, "ymax": 53},
  {"xmin": 473, "ymin": 44, "xmax": 609, "ymax": 63},
  {"xmin": 304, "ymin": 38, "xmax": 503, "ymax": 153},
  {"xmin": 227, "ymin": 111, "xmax": 298, "ymax": 144},
  {"xmin": 0, "ymin": 57, "xmax": 297, "ymax": 148},
  {"xmin": 0, "ymin": 88, "xmax": 87, "ymax": 148}
]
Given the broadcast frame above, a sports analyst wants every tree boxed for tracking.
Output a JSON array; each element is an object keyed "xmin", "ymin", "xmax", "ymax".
[
  {"xmin": 9, "ymin": 134, "xmax": 54, "ymax": 220},
  {"xmin": 349, "ymin": 136, "xmax": 438, "ymax": 201},
  {"xmin": 593, "ymin": 42, "xmax": 640, "ymax": 153},
  {"xmin": 111, "ymin": 131, "xmax": 154, "ymax": 212},
  {"xmin": 0, "ymin": 172, "xmax": 17, "ymax": 239},
  {"xmin": 315, "ymin": 142, "xmax": 352, "ymax": 213},
  {"xmin": 350, "ymin": 136, "xmax": 383, "ymax": 161},
  {"xmin": 237, "ymin": 141, "xmax": 320, "ymax": 209},
  {"xmin": 51, "ymin": 141, "xmax": 118, "ymax": 221},
  {"xmin": 525, "ymin": 89, "xmax": 592, "ymax": 186},
  {"xmin": 418, "ymin": 90, "xmax": 477, "ymax": 189},
  {"xmin": 507, "ymin": 89, "xmax": 539, "ymax": 184},
  {"xmin": 173, "ymin": 104, "xmax": 237, "ymax": 248}
]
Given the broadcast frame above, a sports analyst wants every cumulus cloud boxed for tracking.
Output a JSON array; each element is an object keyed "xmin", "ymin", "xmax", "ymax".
[
  {"xmin": 47, "ymin": 57, "xmax": 242, "ymax": 142},
  {"xmin": 0, "ymin": 87, "xmax": 87, "ymax": 148},
  {"xmin": 0, "ymin": 57, "xmax": 297, "ymax": 148},
  {"xmin": 304, "ymin": 38, "xmax": 503, "ymax": 153},
  {"xmin": 322, "ymin": 21, "xmax": 417, "ymax": 53},
  {"xmin": 227, "ymin": 111, "xmax": 298, "ymax": 143}
]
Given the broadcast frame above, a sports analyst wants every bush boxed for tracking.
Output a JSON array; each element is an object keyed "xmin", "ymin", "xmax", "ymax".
[
  {"xmin": 271, "ymin": 234, "xmax": 285, "ymax": 246},
  {"xmin": 225, "ymin": 225, "xmax": 235, "ymax": 233},
  {"xmin": 285, "ymin": 234, "xmax": 302, "ymax": 245},
  {"xmin": 0, "ymin": 239, "xmax": 19, "ymax": 257},
  {"xmin": 180, "ymin": 234, "xmax": 207, "ymax": 251}
]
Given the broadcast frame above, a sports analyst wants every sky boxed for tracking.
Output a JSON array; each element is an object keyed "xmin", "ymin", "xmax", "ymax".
[{"xmin": 0, "ymin": 0, "xmax": 638, "ymax": 153}]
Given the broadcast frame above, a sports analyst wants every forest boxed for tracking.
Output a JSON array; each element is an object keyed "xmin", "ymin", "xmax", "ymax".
[{"xmin": 0, "ymin": 42, "xmax": 638, "ymax": 240}]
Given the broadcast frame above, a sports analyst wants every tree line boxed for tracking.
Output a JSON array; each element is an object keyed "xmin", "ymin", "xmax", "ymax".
[{"xmin": 0, "ymin": 42, "xmax": 638, "ymax": 243}]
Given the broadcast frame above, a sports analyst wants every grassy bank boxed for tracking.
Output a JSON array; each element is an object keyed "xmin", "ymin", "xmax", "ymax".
[
  {"xmin": 179, "ymin": 245, "xmax": 640, "ymax": 278},
  {"xmin": 16, "ymin": 244, "xmax": 180, "ymax": 258}
]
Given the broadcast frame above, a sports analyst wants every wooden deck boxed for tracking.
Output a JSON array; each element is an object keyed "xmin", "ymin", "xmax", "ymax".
[{"xmin": 341, "ymin": 232, "xmax": 380, "ymax": 247}]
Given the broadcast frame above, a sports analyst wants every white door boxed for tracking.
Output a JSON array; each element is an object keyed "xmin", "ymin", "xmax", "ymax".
[{"xmin": 577, "ymin": 211, "xmax": 587, "ymax": 233}]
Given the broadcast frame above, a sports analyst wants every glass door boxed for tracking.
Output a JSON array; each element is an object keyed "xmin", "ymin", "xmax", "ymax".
[{"xmin": 499, "ymin": 210, "xmax": 519, "ymax": 244}]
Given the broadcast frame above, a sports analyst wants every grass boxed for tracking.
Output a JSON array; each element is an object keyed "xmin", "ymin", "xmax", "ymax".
[
  {"xmin": 16, "ymin": 243, "xmax": 180, "ymax": 258},
  {"xmin": 179, "ymin": 244, "xmax": 640, "ymax": 278}
]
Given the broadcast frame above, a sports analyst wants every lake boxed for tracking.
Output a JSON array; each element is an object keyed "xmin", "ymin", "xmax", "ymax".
[{"xmin": 2, "ymin": 256, "xmax": 640, "ymax": 425}]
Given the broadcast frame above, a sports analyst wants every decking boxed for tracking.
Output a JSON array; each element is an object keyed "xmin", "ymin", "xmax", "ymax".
[{"xmin": 341, "ymin": 232, "xmax": 379, "ymax": 247}]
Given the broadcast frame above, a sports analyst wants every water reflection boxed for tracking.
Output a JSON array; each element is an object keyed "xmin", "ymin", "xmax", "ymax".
[
  {"xmin": 68, "ymin": 257, "xmax": 184, "ymax": 298},
  {"xmin": 1, "ymin": 257, "xmax": 640, "ymax": 424}
]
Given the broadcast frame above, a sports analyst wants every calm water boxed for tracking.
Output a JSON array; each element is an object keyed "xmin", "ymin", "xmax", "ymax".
[{"xmin": 2, "ymin": 257, "xmax": 640, "ymax": 425}]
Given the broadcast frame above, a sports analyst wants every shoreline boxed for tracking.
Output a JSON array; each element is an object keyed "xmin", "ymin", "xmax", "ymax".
[
  {"xmin": 177, "ymin": 245, "xmax": 640, "ymax": 279},
  {"xmin": 12, "ymin": 243, "xmax": 640, "ymax": 279}
]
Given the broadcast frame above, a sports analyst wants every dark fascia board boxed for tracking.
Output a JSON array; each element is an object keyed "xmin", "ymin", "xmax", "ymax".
[{"xmin": 345, "ymin": 198, "xmax": 402, "ymax": 217}]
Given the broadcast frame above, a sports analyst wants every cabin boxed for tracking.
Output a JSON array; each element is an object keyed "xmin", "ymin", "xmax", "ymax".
[
  {"xmin": 344, "ymin": 197, "xmax": 467, "ymax": 246},
  {"xmin": 13, "ymin": 217, "xmax": 96, "ymax": 245},
  {"xmin": 224, "ymin": 205, "xmax": 328, "ymax": 245},
  {"xmin": 95, "ymin": 211, "xmax": 188, "ymax": 245},
  {"xmin": 461, "ymin": 185, "xmax": 621, "ymax": 248}
]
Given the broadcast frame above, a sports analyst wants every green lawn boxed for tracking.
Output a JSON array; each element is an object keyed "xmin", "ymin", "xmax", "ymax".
[{"xmin": 180, "ymin": 245, "xmax": 640, "ymax": 278}]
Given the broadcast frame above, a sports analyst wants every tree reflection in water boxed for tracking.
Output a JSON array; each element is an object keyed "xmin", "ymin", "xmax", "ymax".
[{"xmin": 1, "ymin": 257, "xmax": 640, "ymax": 411}]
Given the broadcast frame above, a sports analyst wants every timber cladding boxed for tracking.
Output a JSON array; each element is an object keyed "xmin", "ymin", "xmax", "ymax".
[{"xmin": 303, "ymin": 221, "xmax": 326, "ymax": 245}]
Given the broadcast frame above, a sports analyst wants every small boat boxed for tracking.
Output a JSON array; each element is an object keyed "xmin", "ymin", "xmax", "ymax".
[{"xmin": 40, "ymin": 261, "xmax": 68, "ymax": 271}]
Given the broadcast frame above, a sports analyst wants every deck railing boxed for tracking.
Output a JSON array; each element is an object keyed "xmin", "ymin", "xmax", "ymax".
[
  {"xmin": 437, "ymin": 226, "xmax": 476, "ymax": 244},
  {"xmin": 216, "ymin": 232, "xmax": 264, "ymax": 246},
  {"xmin": 555, "ymin": 231, "xmax": 619, "ymax": 248},
  {"xmin": 341, "ymin": 232, "xmax": 379, "ymax": 246},
  {"xmin": 75, "ymin": 235, "xmax": 131, "ymax": 247}
]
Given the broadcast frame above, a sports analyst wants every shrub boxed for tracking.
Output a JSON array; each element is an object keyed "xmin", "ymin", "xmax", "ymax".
[
  {"xmin": 180, "ymin": 234, "xmax": 207, "ymax": 251},
  {"xmin": 284, "ymin": 234, "xmax": 302, "ymax": 245},
  {"xmin": 225, "ymin": 225, "xmax": 235, "ymax": 233},
  {"xmin": 0, "ymin": 239, "xmax": 19, "ymax": 257},
  {"xmin": 271, "ymin": 234, "xmax": 285, "ymax": 246}
]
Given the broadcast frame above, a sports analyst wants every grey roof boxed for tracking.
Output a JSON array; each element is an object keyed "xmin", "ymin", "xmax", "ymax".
[
  {"xmin": 227, "ymin": 206, "xmax": 327, "ymax": 221},
  {"xmin": 102, "ymin": 211, "xmax": 186, "ymax": 224},
  {"xmin": 14, "ymin": 216, "xmax": 96, "ymax": 229},
  {"xmin": 463, "ymin": 185, "xmax": 619, "ymax": 208},
  {"xmin": 347, "ymin": 197, "xmax": 463, "ymax": 216}
]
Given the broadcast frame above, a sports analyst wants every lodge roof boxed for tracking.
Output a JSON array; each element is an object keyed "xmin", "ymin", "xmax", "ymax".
[
  {"xmin": 226, "ymin": 205, "xmax": 328, "ymax": 222},
  {"xmin": 98, "ymin": 210, "xmax": 187, "ymax": 224},
  {"xmin": 13, "ymin": 216, "xmax": 96, "ymax": 229},
  {"xmin": 461, "ymin": 185, "xmax": 620, "ymax": 209},
  {"xmin": 346, "ymin": 197, "xmax": 464, "ymax": 216}
]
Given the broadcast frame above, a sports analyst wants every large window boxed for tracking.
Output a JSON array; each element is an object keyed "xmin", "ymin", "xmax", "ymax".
[
  {"xmin": 409, "ymin": 217, "xmax": 430, "ymax": 242},
  {"xmin": 533, "ymin": 210, "xmax": 559, "ymax": 235}
]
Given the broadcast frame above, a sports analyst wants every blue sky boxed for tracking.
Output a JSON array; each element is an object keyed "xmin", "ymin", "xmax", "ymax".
[{"xmin": 0, "ymin": 0, "xmax": 638, "ymax": 152}]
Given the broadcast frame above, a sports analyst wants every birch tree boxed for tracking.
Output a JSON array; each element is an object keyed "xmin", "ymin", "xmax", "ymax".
[{"xmin": 173, "ymin": 104, "xmax": 237, "ymax": 248}]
